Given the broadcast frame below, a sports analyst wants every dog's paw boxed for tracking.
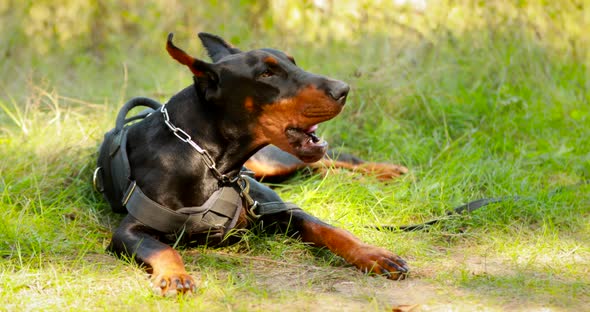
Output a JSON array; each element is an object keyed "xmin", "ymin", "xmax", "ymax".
[
  {"xmin": 358, "ymin": 163, "xmax": 409, "ymax": 181},
  {"xmin": 350, "ymin": 244, "xmax": 409, "ymax": 280},
  {"xmin": 151, "ymin": 270, "xmax": 197, "ymax": 297}
]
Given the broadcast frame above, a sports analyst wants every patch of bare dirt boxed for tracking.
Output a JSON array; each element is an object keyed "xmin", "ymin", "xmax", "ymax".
[
  {"xmin": 228, "ymin": 251, "xmax": 587, "ymax": 312},
  {"xmin": 240, "ymin": 257, "xmax": 446, "ymax": 311}
]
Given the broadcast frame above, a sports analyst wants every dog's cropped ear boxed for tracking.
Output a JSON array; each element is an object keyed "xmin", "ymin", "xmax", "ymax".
[
  {"xmin": 198, "ymin": 32, "xmax": 242, "ymax": 62},
  {"xmin": 166, "ymin": 33, "xmax": 214, "ymax": 78},
  {"xmin": 166, "ymin": 33, "xmax": 221, "ymax": 101}
]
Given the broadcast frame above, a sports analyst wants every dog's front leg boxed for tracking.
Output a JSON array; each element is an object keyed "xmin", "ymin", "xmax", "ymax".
[
  {"xmin": 107, "ymin": 215, "xmax": 196, "ymax": 296},
  {"xmin": 273, "ymin": 210, "xmax": 409, "ymax": 279}
]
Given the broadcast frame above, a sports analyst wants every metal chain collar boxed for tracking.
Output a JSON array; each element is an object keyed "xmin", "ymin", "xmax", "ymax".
[
  {"xmin": 159, "ymin": 104, "xmax": 260, "ymax": 216},
  {"xmin": 160, "ymin": 104, "xmax": 238, "ymax": 184}
]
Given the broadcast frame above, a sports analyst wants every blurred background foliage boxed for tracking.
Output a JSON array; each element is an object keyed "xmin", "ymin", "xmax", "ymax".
[
  {"xmin": 2, "ymin": 0, "xmax": 587, "ymax": 78},
  {"xmin": 3, "ymin": 0, "xmax": 588, "ymax": 55},
  {"xmin": 0, "ymin": 0, "xmax": 588, "ymax": 158}
]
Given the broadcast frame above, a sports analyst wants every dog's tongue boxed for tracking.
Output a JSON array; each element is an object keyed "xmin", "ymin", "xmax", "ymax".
[
  {"xmin": 304, "ymin": 125, "xmax": 320, "ymax": 143},
  {"xmin": 305, "ymin": 124, "xmax": 318, "ymax": 134}
]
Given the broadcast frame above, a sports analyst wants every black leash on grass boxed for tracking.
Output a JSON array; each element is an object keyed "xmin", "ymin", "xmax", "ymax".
[{"xmin": 375, "ymin": 180, "xmax": 589, "ymax": 232}]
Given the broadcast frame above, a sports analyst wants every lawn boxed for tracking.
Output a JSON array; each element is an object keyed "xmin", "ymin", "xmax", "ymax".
[{"xmin": 1, "ymin": 1, "xmax": 588, "ymax": 311}]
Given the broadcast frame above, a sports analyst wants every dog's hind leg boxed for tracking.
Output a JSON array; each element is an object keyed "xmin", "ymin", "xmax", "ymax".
[
  {"xmin": 245, "ymin": 146, "xmax": 307, "ymax": 181},
  {"xmin": 247, "ymin": 145, "xmax": 408, "ymax": 182},
  {"xmin": 312, "ymin": 154, "xmax": 409, "ymax": 181},
  {"xmin": 107, "ymin": 215, "xmax": 196, "ymax": 296}
]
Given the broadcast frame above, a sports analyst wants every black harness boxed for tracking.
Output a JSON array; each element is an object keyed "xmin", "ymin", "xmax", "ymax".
[{"xmin": 94, "ymin": 97, "xmax": 298, "ymax": 239}]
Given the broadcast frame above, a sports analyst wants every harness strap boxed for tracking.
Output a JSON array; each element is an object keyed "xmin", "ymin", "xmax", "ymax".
[
  {"xmin": 124, "ymin": 182, "xmax": 190, "ymax": 233},
  {"xmin": 238, "ymin": 175, "xmax": 302, "ymax": 217},
  {"xmin": 123, "ymin": 180, "xmax": 245, "ymax": 234},
  {"xmin": 110, "ymin": 130, "xmax": 132, "ymax": 197},
  {"xmin": 199, "ymin": 187, "xmax": 241, "ymax": 219},
  {"xmin": 256, "ymin": 201, "xmax": 301, "ymax": 215}
]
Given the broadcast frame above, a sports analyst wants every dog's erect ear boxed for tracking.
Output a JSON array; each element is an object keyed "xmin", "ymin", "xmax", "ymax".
[
  {"xmin": 167, "ymin": 33, "xmax": 221, "ymax": 100},
  {"xmin": 198, "ymin": 32, "xmax": 242, "ymax": 62},
  {"xmin": 166, "ymin": 33, "xmax": 215, "ymax": 78}
]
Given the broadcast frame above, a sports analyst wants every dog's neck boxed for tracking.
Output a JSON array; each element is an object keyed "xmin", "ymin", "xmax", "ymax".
[{"xmin": 164, "ymin": 85, "xmax": 264, "ymax": 180}]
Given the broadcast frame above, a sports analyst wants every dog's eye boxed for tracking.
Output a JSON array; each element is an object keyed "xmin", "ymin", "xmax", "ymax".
[{"xmin": 259, "ymin": 69, "xmax": 275, "ymax": 79}]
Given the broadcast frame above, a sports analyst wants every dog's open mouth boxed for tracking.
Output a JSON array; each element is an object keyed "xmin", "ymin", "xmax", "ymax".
[{"xmin": 285, "ymin": 124, "xmax": 328, "ymax": 163}]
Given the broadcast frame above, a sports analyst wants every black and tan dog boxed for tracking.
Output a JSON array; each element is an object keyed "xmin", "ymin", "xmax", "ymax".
[{"xmin": 100, "ymin": 32, "xmax": 408, "ymax": 296}]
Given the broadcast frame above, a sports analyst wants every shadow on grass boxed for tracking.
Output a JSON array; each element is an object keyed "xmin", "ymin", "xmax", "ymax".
[{"xmin": 455, "ymin": 268, "xmax": 588, "ymax": 309}]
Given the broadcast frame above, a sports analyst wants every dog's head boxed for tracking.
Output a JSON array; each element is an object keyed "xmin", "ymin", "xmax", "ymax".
[{"xmin": 166, "ymin": 33, "xmax": 349, "ymax": 163}]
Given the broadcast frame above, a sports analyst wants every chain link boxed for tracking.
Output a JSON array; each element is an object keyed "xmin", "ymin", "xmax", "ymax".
[
  {"xmin": 160, "ymin": 105, "xmax": 237, "ymax": 183},
  {"xmin": 186, "ymin": 139, "xmax": 206, "ymax": 154}
]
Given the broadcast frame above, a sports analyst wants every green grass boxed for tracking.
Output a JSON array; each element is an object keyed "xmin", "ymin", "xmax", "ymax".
[{"xmin": 1, "ymin": 1, "xmax": 589, "ymax": 311}]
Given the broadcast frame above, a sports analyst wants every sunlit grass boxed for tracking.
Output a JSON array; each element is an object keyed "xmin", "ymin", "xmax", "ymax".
[{"xmin": 1, "ymin": 1, "xmax": 589, "ymax": 311}]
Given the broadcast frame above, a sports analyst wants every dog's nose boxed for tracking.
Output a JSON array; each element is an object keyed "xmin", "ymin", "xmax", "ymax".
[{"xmin": 328, "ymin": 81, "xmax": 350, "ymax": 105}]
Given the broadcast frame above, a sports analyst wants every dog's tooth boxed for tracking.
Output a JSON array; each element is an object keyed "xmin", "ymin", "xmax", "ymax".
[{"xmin": 310, "ymin": 133, "xmax": 320, "ymax": 143}]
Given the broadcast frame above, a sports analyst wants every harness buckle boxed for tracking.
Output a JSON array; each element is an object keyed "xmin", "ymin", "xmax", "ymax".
[
  {"xmin": 92, "ymin": 167, "xmax": 104, "ymax": 192},
  {"xmin": 236, "ymin": 175, "xmax": 261, "ymax": 218},
  {"xmin": 247, "ymin": 200, "xmax": 261, "ymax": 218},
  {"xmin": 122, "ymin": 181, "xmax": 137, "ymax": 206}
]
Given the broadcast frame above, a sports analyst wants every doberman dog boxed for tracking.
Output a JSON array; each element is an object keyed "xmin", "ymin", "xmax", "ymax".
[{"xmin": 103, "ymin": 32, "xmax": 409, "ymax": 296}]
